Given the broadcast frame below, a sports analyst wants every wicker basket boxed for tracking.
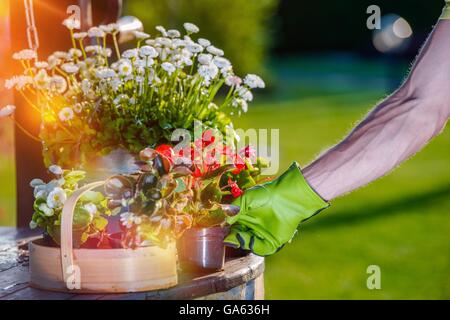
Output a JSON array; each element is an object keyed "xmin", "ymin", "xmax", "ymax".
[{"xmin": 29, "ymin": 181, "xmax": 178, "ymax": 293}]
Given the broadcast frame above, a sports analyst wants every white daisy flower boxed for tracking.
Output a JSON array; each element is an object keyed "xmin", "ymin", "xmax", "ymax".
[
  {"xmin": 95, "ymin": 67, "xmax": 116, "ymax": 79},
  {"xmin": 12, "ymin": 49, "xmax": 37, "ymax": 60},
  {"xmin": 69, "ymin": 48, "xmax": 83, "ymax": 59},
  {"xmin": 122, "ymin": 48, "xmax": 139, "ymax": 59},
  {"xmin": 4, "ymin": 77, "xmax": 17, "ymax": 89},
  {"xmin": 213, "ymin": 56, "xmax": 231, "ymax": 69},
  {"xmin": 4, "ymin": 76, "xmax": 32, "ymax": 90},
  {"xmin": 244, "ymin": 74, "xmax": 265, "ymax": 89},
  {"xmin": 16, "ymin": 76, "xmax": 33, "ymax": 90},
  {"xmin": 73, "ymin": 32, "xmax": 88, "ymax": 40},
  {"xmin": 206, "ymin": 45, "xmax": 224, "ymax": 56},
  {"xmin": 34, "ymin": 61, "xmax": 49, "ymax": 69},
  {"xmin": 110, "ymin": 78, "xmax": 123, "ymax": 91},
  {"xmin": 197, "ymin": 53, "xmax": 212, "ymax": 65},
  {"xmin": 62, "ymin": 18, "xmax": 80, "ymax": 30},
  {"xmin": 198, "ymin": 63, "xmax": 219, "ymax": 81},
  {"xmin": 118, "ymin": 60, "xmax": 133, "ymax": 76},
  {"xmin": 155, "ymin": 25, "xmax": 168, "ymax": 36},
  {"xmin": 49, "ymin": 76, "xmax": 67, "ymax": 93},
  {"xmin": 30, "ymin": 178, "xmax": 45, "ymax": 188},
  {"xmin": 73, "ymin": 103, "xmax": 83, "ymax": 113},
  {"xmin": 48, "ymin": 165, "xmax": 63, "ymax": 175},
  {"xmin": 161, "ymin": 62, "xmax": 176, "ymax": 75},
  {"xmin": 58, "ymin": 107, "xmax": 74, "ymax": 122},
  {"xmin": 236, "ymin": 86, "xmax": 253, "ymax": 102},
  {"xmin": 34, "ymin": 69, "xmax": 50, "ymax": 90},
  {"xmin": 234, "ymin": 98, "xmax": 248, "ymax": 113},
  {"xmin": 98, "ymin": 24, "xmax": 115, "ymax": 34},
  {"xmin": 155, "ymin": 37, "xmax": 172, "ymax": 47},
  {"xmin": 88, "ymin": 27, "xmax": 105, "ymax": 38},
  {"xmin": 133, "ymin": 30, "xmax": 150, "ymax": 39},
  {"xmin": 39, "ymin": 203, "xmax": 54, "ymax": 217},
  {"xmin": 167, "ymin": 29, "xmax": 181, "ymax": 38},
  {"xmin": 0, "ymin": 105, "xmax": 16, "ymax": 118},
  {"xmin": 108, "ymin": 23, "xmax": 120, "ymax": 34},
  {"xmin": 33, "ymin": 184, "xmax": 47, "ymax": 199},
  {"xmin": 198, "ymin": 38, "xmax": 211, "ymax": 47},
  {"xmin": 183, "ymin": 22, "xmax": 200, "ymax": 34},
  {"xmin": 81, "ymin": 79, "xmax": 91, "ymax": 95},
  {"xmin": 186, "ymin": 41, "xmax": 203, "ymax": 54},
  {"xmin": 61, "ymin": 63, "xmax": 79, "ymax": 74},
  {"xmin": 139, "ymin": 45, "xmax": 158, "ymax": 58},
  {"xmin": 225, "ymin": 75, "xmax": 242, "ymax": 87},
  {"xmin": 85, "ymin": 45, "xmax": 102, "ymax": 54},
  {"xmin": 135, "ymin": 58, "xmax": 154, "ymax": 68},
  {"xmin": 53, "ymin": 51, "xmax": 69, "ymax": 60},
  {"xmin": 46, "ymin": 187, "xmax": 67, "ymax": 209},
  {"xmin": 172, "ymin": 39, "xmax": 186, "ymax": 48},
  {"xmin": 145, "ymin": 39, "xmax": 157, "ymax": 47}
]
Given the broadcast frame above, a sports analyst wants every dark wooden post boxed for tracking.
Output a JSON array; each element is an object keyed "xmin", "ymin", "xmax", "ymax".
[
  {"xmin": 10, "ymin": 0, "xmax": 121, "ymax": 227},
  {"xmin": 10, "ymin": 0, "xmax": 73, "ymax": 227}
]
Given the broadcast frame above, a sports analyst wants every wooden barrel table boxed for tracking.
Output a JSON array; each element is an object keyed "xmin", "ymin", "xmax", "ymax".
[{"xmin": 0, "ymin": 227, "xmax": 265, "ymax": 300}]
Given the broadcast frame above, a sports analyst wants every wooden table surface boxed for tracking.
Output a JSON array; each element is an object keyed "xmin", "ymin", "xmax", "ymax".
[{"xmin": 0, "ymin": 227, "xmax": 264, "ymax": 300}]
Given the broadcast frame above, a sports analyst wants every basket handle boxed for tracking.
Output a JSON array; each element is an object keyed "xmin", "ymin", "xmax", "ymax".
[{"xmin": 60, "ymin": 181, "xmax": 105, "ymax": 286}]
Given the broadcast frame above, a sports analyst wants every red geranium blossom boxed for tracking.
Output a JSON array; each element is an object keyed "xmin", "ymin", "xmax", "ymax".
[{"xmin": 228, "ymin": 178, "xmax": 244, "ymax": 198}]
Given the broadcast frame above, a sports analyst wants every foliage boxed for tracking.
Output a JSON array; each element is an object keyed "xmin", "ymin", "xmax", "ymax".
[
  {"xmin": 125, "ymin": 0, "xmax": 279, "ymax": 76},
  {"xmin": 30, "ymin": 168, "xmax": 110, "ymax": 247}
]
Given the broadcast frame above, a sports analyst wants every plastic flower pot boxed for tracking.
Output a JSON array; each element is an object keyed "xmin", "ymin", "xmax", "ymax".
[{"xmin": 177, "ymin": 226, "xmax": 230, "ymax": 272}]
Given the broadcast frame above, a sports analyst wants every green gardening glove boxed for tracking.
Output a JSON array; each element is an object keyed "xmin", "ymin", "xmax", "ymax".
[{"xmin": 224, "ymin": 162, "xmax": 329, "ymax": 256}]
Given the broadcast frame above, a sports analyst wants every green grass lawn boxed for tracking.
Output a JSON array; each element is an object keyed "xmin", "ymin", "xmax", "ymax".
[{"xmin": 234, "ymin": 89, "xmax": 450, "ymax": 299}]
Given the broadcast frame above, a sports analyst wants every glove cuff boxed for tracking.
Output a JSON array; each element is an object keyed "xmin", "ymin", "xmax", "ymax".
[{"xmin": 282, "ymin": 162, "xmax": 330, "ymax": 222}]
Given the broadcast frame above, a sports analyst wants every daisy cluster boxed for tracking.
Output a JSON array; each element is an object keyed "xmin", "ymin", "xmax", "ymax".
[
  {"xmin": 30, "ymin": 165, "xmax": 110, "ymax": 245},
  {"xmin": 1, "ymin": 20, "xmax": 265, "ymax": 168}
]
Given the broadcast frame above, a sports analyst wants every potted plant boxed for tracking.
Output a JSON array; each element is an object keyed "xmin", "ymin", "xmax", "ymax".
[
  {"xmin": 148, "ymin": 133, "xmax": 270, "ymax": 271},
  {"xmin": 2, "ymin": 20, "xmax": 265, "ymax": 172},
  {"xmin": 27, "ymin": 151, "xmax": 190, "ymax": 292},
  {"xmin": 1, "ymin": 16, "xmax": 268, "ymax": 289}
]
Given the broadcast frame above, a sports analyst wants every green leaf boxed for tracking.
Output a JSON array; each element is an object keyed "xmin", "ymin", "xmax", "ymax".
[
  {"xmin": 92, "ymin": 216, "xmax": 108, "ymax": 230},
  {"xmin": 195, "ymin": 209, "xmax": 226, "ymax": 227},
  {"xmin": 64, "ymin": 170, "xmax": 86, "ymax": 187},
  {"xmin": 73, "ymin": 206, "xmax": 92, "ymax": 229},
  {"xmin": 81, "ymin": 232, "xmax": 89, "ymax": 244},
  {"xmin": 200, "ymin": 181, "xmax": 222, "ymax": 209},
  {"xmin": 80, "ymin": 191, "xmax": 104, "ymax": 204},
  {"xmin": 201, "ymin": 164, "xmax": 234, "ymax": 180}
]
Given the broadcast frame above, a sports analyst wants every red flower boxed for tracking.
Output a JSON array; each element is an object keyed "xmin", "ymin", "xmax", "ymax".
[
  {"xmin": 240, "ymin": 145, "xmax": 256, "ymax": 159},
  {"xmin": 228, "ymin": 178, "xmax": 244, "ymax": 198},
  {"xmin": 155, "ymin": 144, "xmax": 175, "ymax": 163},
  {"xmin": 201, "ymin": 129, "xmax": 216, "ymax": 148}
]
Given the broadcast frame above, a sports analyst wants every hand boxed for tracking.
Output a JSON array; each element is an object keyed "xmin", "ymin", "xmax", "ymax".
[{"xmin": 224, "ymin": 162, "xmax": 329, "ymax": 256}]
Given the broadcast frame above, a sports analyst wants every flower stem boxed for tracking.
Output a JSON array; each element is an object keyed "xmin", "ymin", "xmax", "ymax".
[
  {"xmin": 11, "ymin": 117, "xmax": 41, "ymax": 142},
  {"xmin": 79, "ymin": 39, "xmax": 87, "ymax": 59},
  {"xmin": 69, "ymin": 29, "xmax": 77, "ymax": 49},
  {"xmin": 19, "ymin": 91, "xmax": 41, "ymax": 113},
  {"xmin": 112, "ymin": 33, "xmax": 121, "ymax": 60}
]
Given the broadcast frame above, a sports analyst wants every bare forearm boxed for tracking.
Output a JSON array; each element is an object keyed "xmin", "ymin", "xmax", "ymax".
[{"xmin": 303, "ymin": 20, "xmax": 450, "ymax": 201}]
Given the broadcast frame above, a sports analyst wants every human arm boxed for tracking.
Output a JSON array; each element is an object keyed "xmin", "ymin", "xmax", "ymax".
[
  {"xmin": 303, "ymin": 18, "xmax": 450, "ymax": 201},
  {"xmin": 225, "ymin": 3, "xmax": 450, "ymax": 255}
]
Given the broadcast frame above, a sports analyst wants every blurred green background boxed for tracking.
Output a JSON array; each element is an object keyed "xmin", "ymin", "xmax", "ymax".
[{"xmin": 1, "ymin": 0, "xmax": 449, "ymax": 299}]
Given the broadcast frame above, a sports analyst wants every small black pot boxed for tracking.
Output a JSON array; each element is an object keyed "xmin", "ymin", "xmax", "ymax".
[{"xmin": 177, "ymin": 226, "xmax": 230, "ymax": 272}]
